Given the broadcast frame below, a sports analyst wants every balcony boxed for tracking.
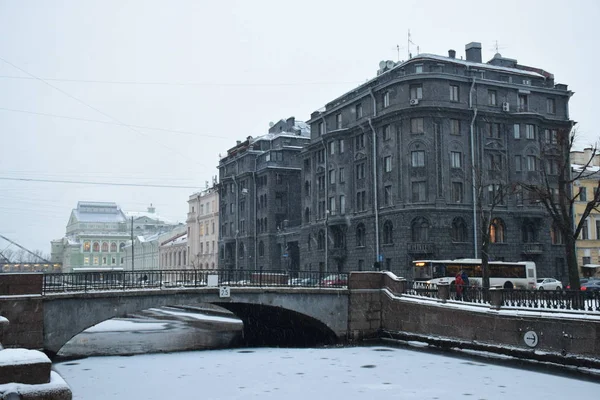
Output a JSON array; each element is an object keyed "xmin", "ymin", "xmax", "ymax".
[
  {"xmin": 407, "ymin": 242, "xmax": 435, "ymax": 255},
  {"xmin": 521, "ymin": 243, "xmax": 544, "ymax": 255}
]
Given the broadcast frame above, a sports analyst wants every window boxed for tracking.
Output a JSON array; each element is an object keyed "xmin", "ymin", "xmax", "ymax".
[
  {"xmin": 489, "ymin": 218, "xmax": 505, "ymax": 243},
  {"xmin": 451, "ymin": 217, "xmax": 467, "ymax": 242},
  {"xmin": 551, "ymin": 130, "xmax": 558, "ymax": 144},
  {"xmin": 411, "ymin": 181, "xmax": 427, "ymax": 202},
  {"xmin": 339, "ymin": 139, "xmax": 345, "ymax": 153},
  {"xmin": 450, "ymin": 119, "xmax": 460, "ymax": 135},
  {"xmin": 355, "ymin": 163, "xmax": 365, "ymax": 180},
  {"xmin": 101, "ymin": 242, "xmax": 108, "ymax": 252},
  {"xmin": 411, "ymin": 118, "xmax": 424, "ymax": 134},
  {"xmin": 411, "ymin": 151, "xmax": 425, "ymax": 167},
  {"xmin": 451, "ymin": 182, "xmax": 463, "ymax": 203},
  {"xmin": 411, "ymin": 217, "xmax": 429, "ymax": 242},
  {"xmin": 596, "ymin": 220, "xmax": 600, "ymax": 240},
  {"xmin": 339, "ymin": 167, "xmax": 345, "ymax": 183},
  {"xmin": 515, "ymin": 185, "xmax": 523, "ymax": 206},
  {"xmin": 384, "ymin": 185, "xmax": 392, "ymax": 206},
  {"xmin": 410, "ymin": 85, "xmax": 423, "ymax": 100},
  {"xmin": 110, "ymin": 242, "xmax": 117, "ymax": 252},
  {"xmin": 317, "ymin": 230, "xmax": 325, "ymax": 250},
  {"xmin": 258, "ymin": 241, "xmax": 264, "ymax": 257},
  {"xmin": 543, "ymin": 129, "xmax": 551, "ymax": 144},
  {"xmin": 488, "ymin": 153, "xmax": 503, "ymax": 170},
  {"xmin": 415, "ymin": 64, "xmax": 423, "ymax": 73},
  {"xmin": 355, "ymin": 103, "xmax": 363, "ymax": 119},
  {"xmin": 513, "ymin": 124, "xmax": 520, "ymax": 139},
  {"xmin": 551, "ymin": 223, "xmax": 564, "ymax": 245},
  {"xmin": 522, "ymin": 221, "xmax": 536, "ymax": 243},
  {"xmin": 488, "ymin": 90, "xmax": 497, "ymax": 106},
  {"xmin": 317, "ymin": 175, "xmax": 325, "ymax": 190},
  {"xmin": 526, "ymin": 155, "xmax": 537, "ymax": 171},
  {"xmin": 579, "ymin": 187, "xmax": 587, "ymax": 202},
  {"xmin": 450, "ymin": 151, "xmax": 462, "ymax": 169},
  {"xmin": 384, "ymin": 156, "xmax": 392, "ymax": 172},
  {"xmin": 545, "ymin": 159, "xmax": 559, "ymax": 175},
  {"xmin": 318, "ymin": 122, "xmax": 324, "ymax": 136},
  {"xmin": 449, "ymin": 85, "xmax": 459, "ymax": 102},
  {"xmin": 383, "ymin": 220, "xmax": 394, "ymax": 244},
  {"xmin": 83, "ymin": 241, "xmax": 91, "ymax": 252},
  {"xmin": 488, "ymin": 184, "xmax": 505, "ymax": 205},
  {"xmin": 518, "ymin": 94, "xmax": 528, "ymax": 112},
  {"xmin": 383, "ymin": 125, "xmax": 391, "ymax": 141},
  {"xmin": 93, "ymin": 242, "xmax": 99, "ymax": 252},
  {"xmin": 583, "ymin": 256, "xmax": 591, "ymax": 265},
  {"xmin": 525, "ymin": 124, "xmax": 535, "ymax": 139},
  {"xmin": 336, "ymin": 113, "xmax": 342, "ymax": 130},
  {"xmin": 329, "ymin": 169, "xmax": 336, "ymax": 184},
  {"xmin": 356, "ymin": 224, "xmax": 366, "ymax": 247},
  {"xmin": 355, "ymin": 133, "xmax": 365, "ymax": 150},
  {"xmin": 383, "ymin": 92, "xmax": 390, "ymax": 108},
  {"xmin": 515, "ymin": 155, "xmax": 522, "ymax": 172},
  {"xmin": 329, "ymin": 196, "xmax": 336, "ymax": 215},
  {"xmin": 328, "ymin": 141, "xmax": 335, "ymax": 155},
  {"xmin": 581, "ymin": 220, "xmax": 589, "ymax": 240},
  {"xmin": 230, "ymin": 203, "xmax": 235, "ymax": 214},
  {"xmin": 547, "ymin": 98, "xmax": 556, "ymax": 114},
  {"xmin": 356, "ymin": 190, "xmax": 366, "ymax": 211},
  {"xmin": 340, "ymin": 194, "xmax": 346, "ymax": 215}
]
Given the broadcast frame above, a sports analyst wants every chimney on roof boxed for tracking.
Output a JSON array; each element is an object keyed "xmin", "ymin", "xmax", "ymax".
[
  {"xmin": 148, "ymin": 204, "xmax": 155, "ymax": 214},
  {"xmin": 236, "ymin": 140, "xmax": 241, "ymax": 145},
  {"xmin": 448, "ymin": 49, "xmax": 456, "ymax": 59},
  {"xmin": 465, "ymin": 42, "xmax": 482, "ymax": 63}
]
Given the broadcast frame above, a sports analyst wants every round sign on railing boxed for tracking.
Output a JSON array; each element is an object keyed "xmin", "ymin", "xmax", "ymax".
[{"xmin": 523, "ymin": 331, "xmax": 539, "ymax": 348}]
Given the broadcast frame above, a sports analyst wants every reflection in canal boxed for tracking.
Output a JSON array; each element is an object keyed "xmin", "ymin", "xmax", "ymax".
[{"xmin": 57, "ymin": 305, "xmax": 243, "ymax": 358}]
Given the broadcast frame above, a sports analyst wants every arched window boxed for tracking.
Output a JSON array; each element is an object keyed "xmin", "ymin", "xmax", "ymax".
[
  {"xmin": 110, "ymin": 242, "xmax": 117, "ymax": 252},
  {"xmin": 83, "ymin": 241, "xmax": 91, "ymax": 252},
  {"xmin": 551, "ymin": 222, "xmax": 564, "ymax": 245},
  {"xmin": 304, "ymin": 207, "xmax": 311, "ymax": 223},
  {"xmin": 119, "ymin": 242, "xmax": 125, "ymax": 252},
  {"xmin": 317, "ymin": 230, "xmax": 325, "ymax": 250},
  {"xmin": 305, "ymin": 181, "xmax": 311, "ymax": 196},
  {"xmin": 92, "ymin": 242, "xmax": 100, "ymax": 252},
  {"xmin": 258, "ymin": 241, "xmax": 265, "ymax": 257},
  {"xmin": 451, "ymin": 217, "xmax": 467, "ymax": 242},
  {"xmin": 411, "ymin": 217, "xmax": 430, "ymax": 242},
  {"xmin": 307, "ymin": 233, "xmax": 312, "ymax": 251},
  {"xmin": 490, "ymin": 218, "xmax": 505, "ymax": 243},
  {"xmin": 522, "ymin": 220, "xmax": 536, "ymax": 243},
  {"xmin": 239, "ymin": 243, "xmax": 245, "ymax": 258},
  {"xmin": 383, "ymin": 220, "xmax": 394, "ymax": 244},
  {"xmin": 101, "ymin": 242, "xmax": 109, "ymax": 252},
  {"xmin": 356, "ymin": 223, "xmax": 366, "ymax": 247}
]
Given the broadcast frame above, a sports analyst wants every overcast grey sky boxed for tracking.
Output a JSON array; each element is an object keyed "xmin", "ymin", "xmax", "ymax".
[{"xmin": 1, "ymin": 0, "xmax": 599, "ymax": 254}]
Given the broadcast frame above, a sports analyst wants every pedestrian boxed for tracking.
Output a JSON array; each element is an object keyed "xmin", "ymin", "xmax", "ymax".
[
  {"xmin": 461, "ymin": 270, "xmax": 470, "ymax": 301},
  {"xmin": 455, "ymin": 271, "xmax": 464, "ymax": 301}
]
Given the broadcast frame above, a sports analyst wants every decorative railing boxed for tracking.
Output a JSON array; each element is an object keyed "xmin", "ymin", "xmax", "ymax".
[{"xmin": 41, "ymin": 269, "xmax": 348, "ymax": 294}]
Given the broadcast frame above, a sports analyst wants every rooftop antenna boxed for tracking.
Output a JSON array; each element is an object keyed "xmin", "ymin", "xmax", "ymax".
[
  {"xmin": 490, "ymin": 40, "xmax": 507, "ymax": 56},
  {"xmin": 407, "ymin": 29, "xmax": 417, "ymax": 59}
]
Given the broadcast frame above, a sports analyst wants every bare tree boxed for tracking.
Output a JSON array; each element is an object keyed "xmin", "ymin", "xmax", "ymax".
[
  {"xmin": 520, "ymin": 129, "xmax": 600, "ymax": 290},
  {"xmin": 473, "ymin": 163, "xmax": 512, "ymax": 289}
]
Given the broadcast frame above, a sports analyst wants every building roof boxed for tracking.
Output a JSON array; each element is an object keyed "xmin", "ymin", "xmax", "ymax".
[
  {"xmin": 161, "ymin": 233, "xmax": 188, "ymax": 246},
  {"xmin": 125, "ymin": 210, "xmax": 173, "ymax": 224},
  {"xmin": 72, "ymin": 201, "xmax": 127, "ymax": 223}
]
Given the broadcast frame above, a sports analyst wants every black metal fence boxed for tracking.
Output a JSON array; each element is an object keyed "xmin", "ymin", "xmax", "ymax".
[
  {"xmin": 403, "ymin": 281, "xmax": 600, "ymax": 313},
  {"xmin": 42, "ymin": 269, "xmax": 349, "ymax": 294}
]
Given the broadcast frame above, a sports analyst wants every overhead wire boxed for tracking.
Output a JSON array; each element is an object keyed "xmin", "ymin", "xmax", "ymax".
[{"xmin": 0, "ymin": 176, "xmax": 200, "ymax": 189}]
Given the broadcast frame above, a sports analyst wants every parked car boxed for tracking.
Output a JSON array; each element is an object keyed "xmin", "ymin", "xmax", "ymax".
[
  {"xmin": 321, "ymin": 273, "xmax": 348, "ymax": 287},
  {"xmin": 566, "ymin": 277, "xmax": 600, "ymax": 289},
  {"xmin": 581, "ymin": 280, "xmax": 600, "ymax": 294},
  {"xmin": 535, "ymin": 278, "xmax": 563, "ymax": 290}
]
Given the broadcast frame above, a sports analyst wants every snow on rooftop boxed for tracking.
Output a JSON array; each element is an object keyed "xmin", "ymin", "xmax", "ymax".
[
  {"xmin": 572, "ymin": 163, "xmax": 600, "ymax": 172},
  {"xmin": 415, "ymin": 53, "xmax": 546, "ymax": 78}
]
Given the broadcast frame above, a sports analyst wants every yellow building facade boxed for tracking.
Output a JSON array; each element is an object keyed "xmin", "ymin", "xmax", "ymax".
[{"xmin": 572, "ymin": 148, "xmax": 600, "ymax": 278}]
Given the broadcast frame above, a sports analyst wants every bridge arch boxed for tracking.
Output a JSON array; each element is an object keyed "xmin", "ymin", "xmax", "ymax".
[{"xmin": 42, "ymin": 289, "xmax": 348, "ymax": 355}]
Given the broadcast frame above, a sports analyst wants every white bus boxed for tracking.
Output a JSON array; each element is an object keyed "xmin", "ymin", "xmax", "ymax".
[{"xmin": 412, "ymin": 259, "xmax": 537, "ymax": 289}]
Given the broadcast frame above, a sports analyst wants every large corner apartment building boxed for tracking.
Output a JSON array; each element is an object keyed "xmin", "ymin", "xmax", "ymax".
[{"xmin": 298, "ymin": 42, "xmax": 573, "ymax": 279}]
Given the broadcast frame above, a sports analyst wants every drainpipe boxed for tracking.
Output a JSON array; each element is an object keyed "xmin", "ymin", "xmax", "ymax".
[
  {"xmin": 232, "ymin": 162, "xmax": 239, "ymax": 272},
  {"xmin": 253, "ymin": 156, "xmax": 258, "ymax": 271},
  {"xmin": 469, "ymin": 76, "xmax": 478, "ymax": 258},
  {"xmin": 368, "ymin": 118, "xmax": 380, "ymax": 268},
  {"xmin": 320, "ymin": 116, "xmax": 329, "ymax": 273},
  {"xmin": 368, "ymin": 89, "xmax": 380, "ymax": 267}
]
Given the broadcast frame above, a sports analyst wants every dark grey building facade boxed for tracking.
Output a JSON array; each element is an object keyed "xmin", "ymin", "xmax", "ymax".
[
  {"xmin": 300, "ymin": 42, "xmax": 573, "ymax": 280},
  {"xmin": 218, "ymin": 117, "xmax": 310, "ymax": 273}
]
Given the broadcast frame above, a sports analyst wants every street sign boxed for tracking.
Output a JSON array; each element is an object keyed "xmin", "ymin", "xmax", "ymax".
[
  {"xmin": 523, "ymin": 331, "xmax": 538, "ymax": 347},
  {"xmin": 283, "ymin": 253, "xmax": 288, "ymax": 258},
  {"xmin": 219, "ymin": 286, "xmax": 230, "ymax": 298},
  {"xmin": 378, "ymin": 254, "xmax": 383, "ymax": 262}
]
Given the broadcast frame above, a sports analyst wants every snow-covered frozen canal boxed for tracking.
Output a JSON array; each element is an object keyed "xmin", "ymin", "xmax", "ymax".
[{"xmin": 55, "ymin": 346, "xmax": 599, "ymax": 400}]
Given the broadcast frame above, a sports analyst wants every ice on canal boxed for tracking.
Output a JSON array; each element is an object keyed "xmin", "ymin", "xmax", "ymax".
[{"xmin": 55, "ymin": 346, "xmax": 599, "ymax": 400}]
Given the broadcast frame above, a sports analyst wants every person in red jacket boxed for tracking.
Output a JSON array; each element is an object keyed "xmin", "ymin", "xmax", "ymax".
[{"xmin": 455, "ymin": 272, "xmax": 464, "ymax": 301}]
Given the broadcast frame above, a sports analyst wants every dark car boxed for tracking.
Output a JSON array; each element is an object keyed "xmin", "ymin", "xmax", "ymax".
[
  {"xmin": 581, "ymin": 280, "xmax": 600, "ymax": 295},
  {"xmin": 566, "ymin": 277, "xmax": 600, "ymax": 290}
]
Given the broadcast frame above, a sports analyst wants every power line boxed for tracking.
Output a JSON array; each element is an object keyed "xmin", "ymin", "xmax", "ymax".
[
  {"xmin": 0, "ymin": 75, "xmax": 360, "ymax": 87},
  {"xmin": 0, "ymin": 107, "xmax": 227, "ymax": 139},
  {"xmin": 0, "ymin": 176, "xmax": 200, "ymax": 189},
  {"xmin": 0, "ymin": 57, "xmax": 194, "ymax": 162}
]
